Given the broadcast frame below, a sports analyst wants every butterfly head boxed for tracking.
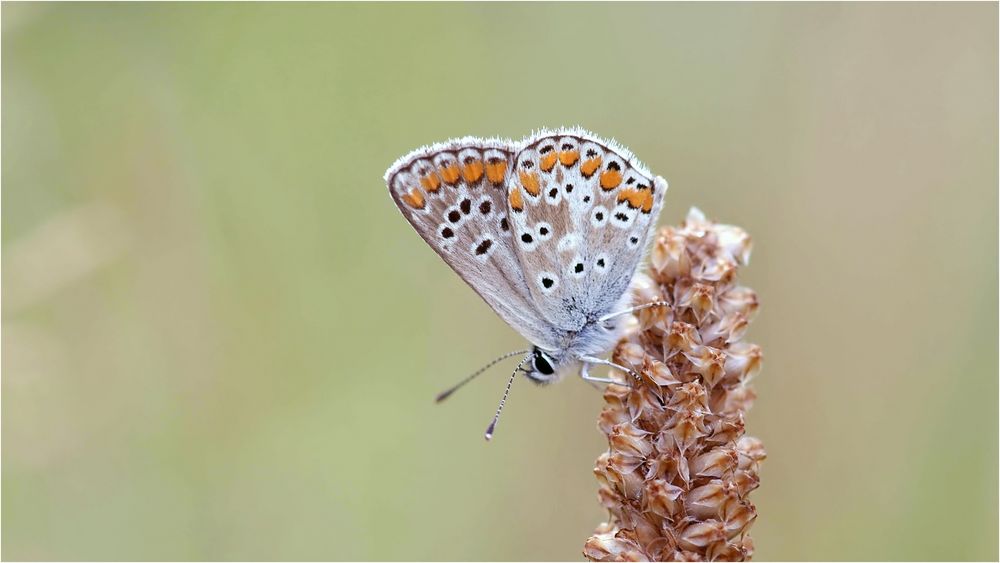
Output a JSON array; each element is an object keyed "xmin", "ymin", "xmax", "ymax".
[{"xmin": 524, "ymin": 347, "xmax": 568, "ymax": 384}]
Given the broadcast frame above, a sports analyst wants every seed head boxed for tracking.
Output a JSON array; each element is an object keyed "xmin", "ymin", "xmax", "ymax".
[{"xmin": 585, "ymin": 208, "xmax": 765, "ymax": 562}]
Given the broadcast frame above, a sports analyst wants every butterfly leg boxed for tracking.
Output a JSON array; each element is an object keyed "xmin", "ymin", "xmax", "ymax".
[
  {"xmin": 580, "ymin": 376, "xmax": 605, "ymax": 391},
  {"xmin": 598, "ymin": 300, "xmax": 671, "ymax": 323},
  {"xmin": 580, "ymin": 362, "xmax": 618, "ymax": 386},
  {"xmin": 580, "ymin": 356, "xmax": 640, "ymax": 386}
]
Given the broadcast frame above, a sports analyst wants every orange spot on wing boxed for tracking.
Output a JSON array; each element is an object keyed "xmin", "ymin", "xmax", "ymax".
[
  {"xmin": 486, "ymin": 160, "xmax": 507, "ymax": 184},
  {"xmin": 600, "ymin": 169, "xmax": 622, "ymax": 190},
  {"xmin": 462, "ymin": 159, "xmax": 484, "ymax": 183},
  {"xmin": 540, "ymin": 153, "xmax": 558, "ymax": 172},
  {"xmin": 641, "ymin": 190, "xmax": 654, "ymax": 213},
  {"xmin": 559, "ymin": 150, "xmax": 579, "ymax": 167},
  {"xmin": 420, "ymin": 171, "xmax": 441, "ymax": 192},
  {"xmin": 581, "ymin": 157, "xmax": 602, "ymax": 178},
  {"xmin": 617, "ymin": 188, "xmax": 646, "ymax": 209},
  {"xmin": 439, "ymin": 163, "xmax": 461, "ymax": 185},
  {"xmin": 401, "ymin": 188, "xmax": 425, "ymax": 209},
  {"xmin": 519, "ymin": 170, "xmax": 541, "ymax": 196},
  {"xmin": 509, "ymin": 186, "xmax": 524, "ymax": 211}
]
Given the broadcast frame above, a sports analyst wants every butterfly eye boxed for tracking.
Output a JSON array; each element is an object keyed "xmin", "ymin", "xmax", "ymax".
[{"xmin": 533, "ymin": 351, "xmax": 555, "ymax": 375}]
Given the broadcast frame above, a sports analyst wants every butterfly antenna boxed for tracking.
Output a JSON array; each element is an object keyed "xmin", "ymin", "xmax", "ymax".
[
  {"xmin": 484, "ymin": 353, "xmax": 532, "ymax": 441},
  {"xmin": 435, "ymin": 349, "xmax": 532, "ymax": 403}
]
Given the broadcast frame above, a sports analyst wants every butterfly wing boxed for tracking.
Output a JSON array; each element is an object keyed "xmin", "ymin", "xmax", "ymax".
[
  {"xmin": 506, "ymin": 129, "xmax": 667, "ymax": 331},
  {"xmin": 386, "ymin": 138, "xmax": 560, "ymax": 349}
]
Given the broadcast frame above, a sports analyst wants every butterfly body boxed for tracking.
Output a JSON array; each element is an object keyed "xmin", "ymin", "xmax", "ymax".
[{"xmin": 386, "ymin": 127, "xmax": 667, "ymax": 390}]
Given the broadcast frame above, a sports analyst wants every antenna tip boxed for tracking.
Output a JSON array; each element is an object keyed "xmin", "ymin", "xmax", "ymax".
[
  {"xmin": 434, "ymin": 389, "xmax": 453, "ymax": 403},
  {"xmin": 484, "ymin": 421, "xmax": 496, "ymax": 441}
]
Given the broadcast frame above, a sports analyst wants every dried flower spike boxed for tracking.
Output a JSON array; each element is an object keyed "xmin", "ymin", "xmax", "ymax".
[{"xmin": 585, "ymin": 208, "xmax": 765, "ymax": 562}]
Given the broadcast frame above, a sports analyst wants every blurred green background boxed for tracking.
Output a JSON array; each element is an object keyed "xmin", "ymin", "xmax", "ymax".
[{"xmin": 2, "ymin": 3, "xmax": 997, "ymax": 561}]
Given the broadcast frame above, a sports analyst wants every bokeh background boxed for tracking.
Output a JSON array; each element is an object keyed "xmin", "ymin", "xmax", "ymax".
[{"xmin": 2, "ymin": 3, "xmax": 997, "ymax": 561}]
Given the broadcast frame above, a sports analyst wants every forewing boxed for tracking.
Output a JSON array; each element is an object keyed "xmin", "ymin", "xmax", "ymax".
[
  {"xmin": 386, "ymin": 139, "xmax": 558, "ymax": 348},
  {"xmin": 506, "ymin": 129, "xmax": 667, "ymax": 330}
]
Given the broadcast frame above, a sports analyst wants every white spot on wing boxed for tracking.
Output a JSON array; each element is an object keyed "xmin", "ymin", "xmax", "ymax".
[
  {"xmin": 519, "ymin": 231, "xmax": 538, "ymax": 251},
  {"xmin": 476, "ymin": 195, "xmax": 494, "ymax": 218},
  {"xmin": 594, "ymin": 254, "xmax": 610, "ymax": 274},
  {"xmin": 537, "ymin": 272, "xmax": 559, "ymax": 294},
  {"xmin": 557, "ymin": 234, "xmax": 578, "ymax": 253},
  {"xmin": 471, "ymin": 237, "xmax": 495, "ymax": 262},
  {"xmin": 611, "ymin": 206, "xmax": 636, "ymax": 229},
  {"xmin": 590, "ymin": 206, "xmax": 608, "ymax": 228},
  {"xmin": 544, "ymin": 183, "xmax": 562, "ymax": 205},
  {"xmin": 535, "ymin": 222, "xmax": 553, "ymax": 241}
]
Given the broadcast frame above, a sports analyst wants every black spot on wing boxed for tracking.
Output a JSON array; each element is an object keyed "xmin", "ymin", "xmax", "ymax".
[{"xmin": 475, "ymin": 239, "xmax": 493, "ymax": 255}]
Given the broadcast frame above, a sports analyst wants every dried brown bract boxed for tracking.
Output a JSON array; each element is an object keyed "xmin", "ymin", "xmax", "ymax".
[{"xmin": 585, "ymin": 208, "xmax": 765, "ymax": 562}]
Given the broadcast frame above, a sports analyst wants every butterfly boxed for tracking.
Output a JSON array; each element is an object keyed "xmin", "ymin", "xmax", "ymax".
[{"xmin": 385, "ymin": 128, "xmax": 668, "ymax": 439}]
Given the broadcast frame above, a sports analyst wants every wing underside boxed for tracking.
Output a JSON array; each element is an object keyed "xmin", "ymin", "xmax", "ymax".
[
  {"xmin": 505, "ymin": 130, "xmax": 667, "ymax": 331},
  {"xmin": 386, "ymin": 139, "xmax": 558, "ymax": 349}
]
